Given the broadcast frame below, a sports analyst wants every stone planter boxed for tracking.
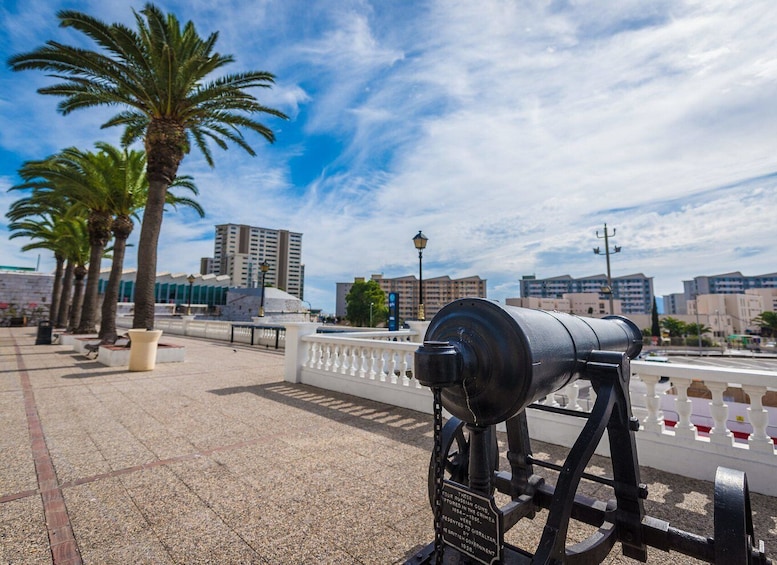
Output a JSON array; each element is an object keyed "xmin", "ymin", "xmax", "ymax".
[{"xmin": 128, "ymin": 329, "xmax": 163, "ymax": 371}]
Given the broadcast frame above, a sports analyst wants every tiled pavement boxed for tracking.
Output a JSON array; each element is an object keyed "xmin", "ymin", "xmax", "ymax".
[{"xmin": 1, "ymin": 327, "xmax": 775, "ymax": 564}]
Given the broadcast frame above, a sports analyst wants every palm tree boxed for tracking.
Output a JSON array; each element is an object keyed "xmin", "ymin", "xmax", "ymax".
[
  {"xmin": 95, "ymin": 146, "xmax": 204, "ymax": 342},
  {"xmin": 61, "ymin": 219, "xmax": 91, "ymax": 332},
  {"xmin": 10, "ymin": 143, "xmax": 205, "ymax": 340},
  {"xmin": 6, "ymin": 193, "xmax": 76, "ymax": 327},
  {"xmin": 7, "ymin": 216, "xmax": 65, "ymax": 324},
  {"xmin": 685, "ymin": 322, "xmax": 712, "ymax": 337},
  {"xmin": 9, "ymin": 4, "xmax": 287, "ymax": 329},
  {"xmin": 14, "ymin": 147, "xmax": 119, "ymax": 333},
  {"xmin": 9, "ymin": 214, "xmax": 91, "ymax": 331}
]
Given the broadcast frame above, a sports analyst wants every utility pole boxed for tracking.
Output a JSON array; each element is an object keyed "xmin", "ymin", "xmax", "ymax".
[{"xmin": 593, "ymin": 224, "xmax": 621, "ymax": 315}]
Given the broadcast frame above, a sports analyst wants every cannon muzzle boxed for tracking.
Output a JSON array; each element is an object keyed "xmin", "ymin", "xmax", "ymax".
[{"xmin": 416, "ymin": 298, "xmax": 642, "ymax": 425}]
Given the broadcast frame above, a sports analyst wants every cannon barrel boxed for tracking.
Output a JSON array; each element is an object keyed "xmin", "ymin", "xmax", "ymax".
[{"xmin": 415, "ymin": 298, "xmax": 642, "ymax": 425}]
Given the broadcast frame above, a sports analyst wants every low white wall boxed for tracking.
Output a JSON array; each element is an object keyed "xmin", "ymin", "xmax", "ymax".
[{"xmin": 117, "ymin": 316, "xmax": 285, "ymax": 349}]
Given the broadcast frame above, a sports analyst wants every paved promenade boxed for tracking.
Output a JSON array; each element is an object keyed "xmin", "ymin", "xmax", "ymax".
[{"xmin": 2, "ymin": 327, "xmax": 775, "ymax": 564}]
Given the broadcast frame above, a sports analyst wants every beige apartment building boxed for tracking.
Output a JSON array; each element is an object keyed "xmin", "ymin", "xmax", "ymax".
[
  {"xmin": 506, "ymin": 293, "xmax": 623, "ymax": 317},
  {"xmin": 335, "ymin": 274, "xmax": 487, "ymax": 323},
  {"xmin": 689, "ymin": 289, "xmax": 777, "ymax": 337}
]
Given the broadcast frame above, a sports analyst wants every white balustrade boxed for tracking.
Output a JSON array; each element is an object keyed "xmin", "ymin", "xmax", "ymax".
[{"xmin": 287, "ymin": 335, "xmax": 777, "ymax": 495}]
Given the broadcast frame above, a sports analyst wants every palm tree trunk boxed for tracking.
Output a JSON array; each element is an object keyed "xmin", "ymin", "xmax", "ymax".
[
  {"xmin": 50, "ymin": 254, "xmax": 65, "ymax": 326},
  {"xmin": 76, "ymin": 242, "xmax": 105, "ymax": 334},
  {"xmin": 99, "ymin": 234, "xmax": 129, "ymax": 342},
  {"xmin": 68, "ymin": 265, "xmax": 87, "ymax": 332},
  {"xmin": 132, "ymin": 178, "xmax": 169, "ymax": 329},
  {"xmin": 58, "ymin": 261, "xmax": 75, "ymax": 329}
]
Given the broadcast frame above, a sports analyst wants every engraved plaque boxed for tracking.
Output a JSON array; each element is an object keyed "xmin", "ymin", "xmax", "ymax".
[{"xmin": 441, "ymin": 480, "xmax": 503, "ymax": 565}]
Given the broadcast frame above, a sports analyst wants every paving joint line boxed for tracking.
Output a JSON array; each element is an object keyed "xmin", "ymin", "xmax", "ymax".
[{"xmin": 12, "ymin": 334, "xmax": 83, "ymax": 565}]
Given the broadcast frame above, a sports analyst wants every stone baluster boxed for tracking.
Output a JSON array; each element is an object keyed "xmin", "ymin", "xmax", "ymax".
[
  {"xmin": 563, "ymin": 381, "xmax": 581, "ymax": 411},
  {"xmin": 636, "ymin": 374, "xmax": 664, "ymax": 434},
  {"xmin": 310, "ymin": 342, "xmax": 321, "ymax": 370},
  {"xmin": 338, "ymin": 345, "xmax": 349, "ymax": 375},
  {"xmin": 330, "ymin": 344, "xmax": 340, "ymax": 373},
  {"xmin": 742, "ymin": 385, "xmax": 775, "ymax": 453},
  {"xmin": 670, "ymin": 377, "xmax": 697, "ymax": 440},
  {"xmin": 380, "ymin": 349, "xmax": 391, "ymax": 383},
  {"xmin": 543, "ymin": 393, "xmax": 559, "ymax": 407},
  {"xmin": 401, "ymin": 352, "xmax": 411, "ymax": 386},
  {"xmin": 706, "ymin": 381, "xmax": 733, "ymax": 446},
  {"xmin": 388, "ymin": 351, "xmax": 399, "ymax": 384},
  {"xmin": 325, "ymin": 344, "xmax": 334, "ymax": 371},
  {"xmin": 359, "ymin": 347, "xmax": 372, "ymax": 379},
  {"xmin": 349, "ymin": 346, "xmax": 359, "ymax": 377},
  {"xmin": 301, "ymin": 341, "xmax": 312, "ymax": 369},
  {"xmin": 373, "ymin": 347, "xmax": 382, "ymax": 381},
  {"xmin": 369, "ymin": 348, "xmax": 378, "ymax": 380}
]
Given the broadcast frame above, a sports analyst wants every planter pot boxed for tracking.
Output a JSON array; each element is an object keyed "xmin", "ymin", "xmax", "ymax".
[{"xmin": 128, "ymin": 329, "xmax": 163, "ymax": 371}]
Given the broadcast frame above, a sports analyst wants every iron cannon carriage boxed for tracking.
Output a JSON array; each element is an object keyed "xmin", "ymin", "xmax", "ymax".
[{"xmin": 405, "ymin": 298, "xmax": 771, "ymax": 565}]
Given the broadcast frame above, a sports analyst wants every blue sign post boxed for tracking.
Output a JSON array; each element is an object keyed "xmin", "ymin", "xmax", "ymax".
[{"xmin": 388, "ymin": 292, "xmax": 399, "ymax": 331}]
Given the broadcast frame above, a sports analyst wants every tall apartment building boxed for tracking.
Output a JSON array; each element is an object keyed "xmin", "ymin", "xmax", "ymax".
[
  {"xmin": 520, "ymin": 273, "xmax": 654, "ymax": 315},
  {"xmin": 336, "ymin": 274, "xmax": 487, "ymax": 322},
  {"xmin": 666, "ymin": 272, "xmax": 777, "ymax": 315},
  {"xmin": 683, "ymin": 272, "xmax": 777, "ymax": 299},
  {"xmin": 209, "ymin": 224, "xmax": 304, "ymax": 299}
]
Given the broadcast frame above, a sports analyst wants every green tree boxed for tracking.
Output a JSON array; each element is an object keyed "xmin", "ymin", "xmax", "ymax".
[
  {"xmin": 346, "ymin": 280, "xmax": 388, "ymax": 327},
  {"xmin": 660, "ymin": 316, "xmax": 687, "ymax": 338},
  {"xmin": 752, "ymin": 311, "xmax": 777, "ymax": 337},
  {"xmin": 651, "ymin": 298, "xmax": 660, "ymax": 338},
  {"xmin": 9, "ymin": 4, "xmax": 287, "ymax": 329}
]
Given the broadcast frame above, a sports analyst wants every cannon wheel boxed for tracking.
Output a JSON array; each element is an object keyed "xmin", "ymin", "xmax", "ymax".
[
  {"xmin": 714, "ymin": 466, "xmax": 758, "ymax": 564},
  {"xmin": 427, "ymin": 416, "xmax": 499, "ymax": 508}
]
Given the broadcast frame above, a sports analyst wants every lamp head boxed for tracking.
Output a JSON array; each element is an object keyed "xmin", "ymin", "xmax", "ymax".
[
  {"xmin": 413, "ymin": 230, "xmax": 428, "ymax": 251},
  {"xmin": 187, "ymin": 274, "xmax": 196, "ymax": 284}
]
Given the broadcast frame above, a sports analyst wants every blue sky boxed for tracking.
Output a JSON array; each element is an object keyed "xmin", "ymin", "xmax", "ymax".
[{"xmin": 1, "ymin": 1, "xmax": 776, "ymax": 313}]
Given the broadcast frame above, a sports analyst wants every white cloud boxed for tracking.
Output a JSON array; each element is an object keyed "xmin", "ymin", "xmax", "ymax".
[{"xmin": 2, "ymin": 0, "xmax": 776, "ymax": 313}]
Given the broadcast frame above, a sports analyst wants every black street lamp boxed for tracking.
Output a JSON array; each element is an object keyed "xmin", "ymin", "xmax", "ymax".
[
  {"xmin": 186, "ymin": 274, "xmax": 195, "ymax": 315},
  {"xmin": 413, "ymin": 230, "xmax": 428, "ymax": 321},
  {"xmin": 259, "ymin": 260, "xmax": 270, "ymax": 317}
]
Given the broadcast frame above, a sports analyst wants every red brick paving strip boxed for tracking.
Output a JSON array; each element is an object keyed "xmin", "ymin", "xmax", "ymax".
[{"xmin": 13, "ymin": 337, "xmax": 83, "ymax": 565}]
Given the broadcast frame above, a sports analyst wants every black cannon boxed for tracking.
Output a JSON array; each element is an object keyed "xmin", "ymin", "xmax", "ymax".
[{"xmin": 406, "ymin": 298, "xmax": 770, "ymax": 565}]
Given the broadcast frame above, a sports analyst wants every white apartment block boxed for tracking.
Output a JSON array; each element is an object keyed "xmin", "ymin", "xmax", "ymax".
[
  {"xmin": 520, "ymin": 273, "xmax": 653, "ymax": 315},
  {"xmin": 210, "ymin": 224, "xmax": 304, "ymax": 299}
]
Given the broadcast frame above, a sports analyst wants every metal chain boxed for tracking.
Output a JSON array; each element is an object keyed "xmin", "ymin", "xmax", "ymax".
[{"xmin": 433, "ymin": 387, "xmax": 445, "ymax": 565}]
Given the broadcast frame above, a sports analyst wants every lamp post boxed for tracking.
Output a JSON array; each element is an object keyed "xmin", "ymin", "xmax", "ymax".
[
  {"xmin": 186, "ymin": 274, "xmax": 195, "ymax": 315},
  {"xmin": 593, "ymin": 224, "xmax": 621, "ymax": 315},
  {"xmin": 694, "ymin": 282, "xmax": 703, "ymax": 352},
  {"xmin": 370, "ymin": 302, "xmax": 374, "ymax": 328},
  {"xmin": 259, "ymin": 260, "xmax": 270, "ymax": 317},
  {"xmin": 413, "ymin": 230, "xmax": 428, "ymax": 321}
]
